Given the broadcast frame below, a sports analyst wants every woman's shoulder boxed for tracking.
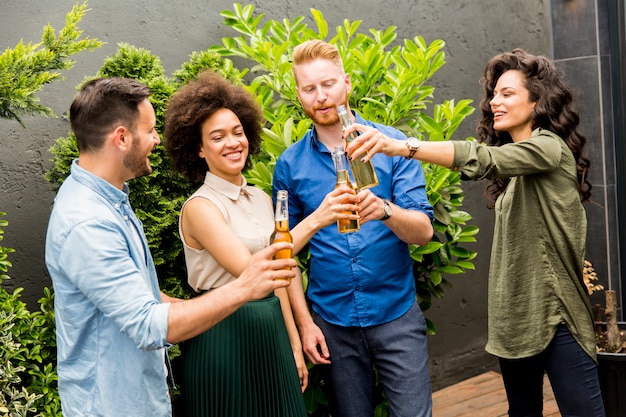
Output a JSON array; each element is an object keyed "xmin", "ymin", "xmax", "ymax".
[
  {"xmin": 531, "ymin": 128, "xmax": 574, "ymax": 157},
  {"xmin": 532, "ymin": 128, "xmax": 564, "ymax": 143},
  {"xmin": 521, "ymin": 128, "xmax": 564, "ymax": 153}
]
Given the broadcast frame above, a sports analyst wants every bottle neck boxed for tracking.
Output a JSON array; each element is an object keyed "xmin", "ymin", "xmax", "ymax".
[
  {"xmin": 274, "ymin": 218, "xmax": 290, "ymax": 232},
  {"xmin": 335, "ymin": 169, "xmax": 350, "ymax": 184}
]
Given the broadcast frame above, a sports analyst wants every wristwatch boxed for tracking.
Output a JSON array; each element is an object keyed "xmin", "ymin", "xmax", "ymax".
[
  {"xmin": 381, "ymin": 199, "xmax": 392, "ymax": 221},
  {"xmin": 406, "ymin": 136, "xmax": 421, "ymax": 160}
]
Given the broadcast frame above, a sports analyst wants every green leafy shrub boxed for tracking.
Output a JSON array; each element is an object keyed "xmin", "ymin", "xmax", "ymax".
[
  {"xmin": 0, "ymin": 214, "xmax": 60, "ymax": 417},
  {"xmin": 0, "ymin": 312, "xmax": 40, "ymax": 417},
  {"xmin": 0, "ymin": 1, "xmax": 102, "ymax": 126}
]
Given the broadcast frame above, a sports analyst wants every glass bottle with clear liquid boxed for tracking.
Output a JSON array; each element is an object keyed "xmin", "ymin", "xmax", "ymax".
[
  {"xmin": 270, "ymin": 190, "xmax": 293, "ymax": 271},
  {"xmin": 336, "ymin": 105, "xmax": 379, "ymax": 189},
  {"xmin": 332, "ymin": 146, "xmax": 360, "ymax": 233}
]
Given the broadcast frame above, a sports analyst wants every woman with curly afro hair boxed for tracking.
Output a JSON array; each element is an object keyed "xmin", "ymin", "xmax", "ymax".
[
  {"xmin": 346, "ymin": 49, "xmax": 605, "ymax": 417},
  {"xmin": 163, "ymin": 72, "xmax": 308, "ymax": 417}
]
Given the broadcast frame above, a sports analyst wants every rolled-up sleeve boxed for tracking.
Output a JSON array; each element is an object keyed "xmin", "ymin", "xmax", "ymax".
[
  {"xmin": 452, "ymin": 133, "xmax": 562, "ymax": 180},
  {"xmin": 58, "ymin": 219, "xmax": 169, "ymax": 350}
]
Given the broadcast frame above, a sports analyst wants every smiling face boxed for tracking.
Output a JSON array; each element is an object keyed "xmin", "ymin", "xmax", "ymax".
[
  {"xmin": 123, "ymin": 99, "xmax": 160, "ymax": 179},
  {"xmin": 490, "ymin": 70, "xmax": 536, "ymax": 142},
  {"xmin": 294, "ymin": 58, "xmax": 351, "ymax": 127},
  {"xmin": 198, "ymin": 108, "xmax": 248, "ymax": 185}
]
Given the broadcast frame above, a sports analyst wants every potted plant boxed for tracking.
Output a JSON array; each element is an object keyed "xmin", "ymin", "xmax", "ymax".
[{"xmin": 584, "ymin": 261, "xmax": 625, "ymax": 417}]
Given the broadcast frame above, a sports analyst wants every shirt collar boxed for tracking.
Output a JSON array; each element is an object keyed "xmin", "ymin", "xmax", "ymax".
[
  {"xmin": 309, "ymin": 127, "xmax": 330, "ymax": 154},
  {"xmin": 70, "ymin": 159, "xmax": 130, "ymax": 206},
  {"xmin": 202, "ymin": 171, "xmax": 250, "ymax": 200}
]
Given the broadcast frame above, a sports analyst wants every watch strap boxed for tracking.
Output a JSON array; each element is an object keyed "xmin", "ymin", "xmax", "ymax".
[
  {"xmin": 381, "ymin": 199, "xmax": 392, "ymax": 221},
  {"xmin": 406, "ymin": 137, "xmax": 421, "ymax": 160}
]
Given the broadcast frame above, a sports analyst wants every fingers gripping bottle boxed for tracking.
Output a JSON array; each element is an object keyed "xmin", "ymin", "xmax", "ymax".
[
  {"xmin": 270, "ymin": 190, "xmax": 293, "ymax": 272},
  {"xmin": 332, "ymin": 146, "xmax": 360, "ymax": 233},
  {"xmin": 336, "ymin": 105, "xmax": 379, "ymax": 189}
]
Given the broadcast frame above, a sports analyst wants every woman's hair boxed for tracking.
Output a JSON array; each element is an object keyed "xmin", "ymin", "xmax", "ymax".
[
  {"xmin": 476, "ymin": 48, "xmax": 592, "ymax": 203},
  {"xmin": 70, "ymin": 77, "xmax": 151, "ymax": 152},
  {"xmin": 164, "ymin": 71, "xmax": 263, "ymax": 184}
]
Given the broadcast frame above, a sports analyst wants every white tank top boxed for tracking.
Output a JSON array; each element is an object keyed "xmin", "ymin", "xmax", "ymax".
[{"xmin": 179, "ymin": 171, "xmax": 274, "ymax": 292}]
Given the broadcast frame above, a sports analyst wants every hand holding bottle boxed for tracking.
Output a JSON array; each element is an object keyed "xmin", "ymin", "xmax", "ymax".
[
  {"xmin": 237, "ymin": 242, "xmax": 296, "ymax": 292},
  {"xmin": 337, "ymin": 105, "xmax": 379, "ymax": 189},
  {"xmin": 332, "ymin": 146, "xmax": 360, "ymax": 233},
  {"xmin": 352, "ymin": 189, "xmax": 388, "ymax": 224},
  {"xmin": 344, "ymin": 123, "xmax": 408, "ymax": 162},
  {"xmin": 271, "ymin": 190, "xmax": 294, "ymax": 275},
  {"xmin": 298, "ymin": 185, "xmax": 359, "ymax": 233}
]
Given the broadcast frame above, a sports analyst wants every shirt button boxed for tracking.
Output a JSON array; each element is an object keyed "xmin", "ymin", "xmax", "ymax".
[
  {"xmin": 352, "ymin": 258, "xmax": 357, "ymax": 263},
  {"xmin": 114, "ymin": 203, "xmax": 120, "ymax": 209},
  {"xmin": 124, "ymin": 215, "xmax": 129, "ymax": 221}
]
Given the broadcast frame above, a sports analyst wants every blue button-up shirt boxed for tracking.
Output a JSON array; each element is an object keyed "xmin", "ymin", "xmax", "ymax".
[
  {"xmin": 45, "ymin": 161, "xmax": 171, "ymax": 416},
  {"xmin": 273, "ymin": 113, "xmax": 434, "ymax": 327}
]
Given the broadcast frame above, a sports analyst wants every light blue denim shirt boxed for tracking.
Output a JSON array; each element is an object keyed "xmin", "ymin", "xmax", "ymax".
[
  {"xmin": 45, "ymin": 161, "xmax": 171, "ymax": 416},
  {"xmin": 273, "ymin": 112, "xmax": 434, "ymax": 327}
]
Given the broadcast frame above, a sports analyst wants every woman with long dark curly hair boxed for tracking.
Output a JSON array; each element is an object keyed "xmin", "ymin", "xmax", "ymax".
[
  {"xmin": 477, "ymin": 49, "xmax": 592, "ymax": 206},
  {"xmin": 345, "ymin": 49, "xmax": 605, "ymax": 417},
  {"xmin": 163, "ymin": 72, "xmax": 309, "ymax": 417}
]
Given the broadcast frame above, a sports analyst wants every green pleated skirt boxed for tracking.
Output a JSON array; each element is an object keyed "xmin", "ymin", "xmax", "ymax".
[{"xmin": 177, "ymin": 294, "xmax": 307, "ymax": 417}]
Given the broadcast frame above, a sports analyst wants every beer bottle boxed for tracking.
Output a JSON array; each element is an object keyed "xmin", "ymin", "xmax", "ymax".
[
  {"xmin": 332, "ymin": 146, "xmax": 360, "ymax": 233},
  {"xmin": 337, "ymin": 105, "xmax": 379, "ymax": 189},
  {"xmin": 270, "ymin": 190, "xmax": 293, "ymax": 271}
]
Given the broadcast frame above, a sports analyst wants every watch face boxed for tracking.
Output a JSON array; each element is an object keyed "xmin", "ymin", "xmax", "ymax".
[
  {"xmin": 407, "ymin": 137, "xmax": 419, "ymax": 148},
  {"xmin": 384, "ymin": 201, "xmax": 392, "ymax": 217}
]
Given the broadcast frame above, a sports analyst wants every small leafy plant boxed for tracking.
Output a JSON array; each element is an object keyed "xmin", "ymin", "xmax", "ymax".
[
  {"xmin": 586, "ymin": 261, "xmax": 626, "ymax": 353},
  {"xmin": 0, "ymin": 1, "xmax": 102, "ymax": 127},
  {"xmin": 0, "ymin": 214, "xmax": 60, "ymax": 417}
]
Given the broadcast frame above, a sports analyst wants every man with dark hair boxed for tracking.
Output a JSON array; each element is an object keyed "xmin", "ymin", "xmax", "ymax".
[{"xmin": 45, "ymin": 77, "xmax": 296, "ymax": 416}]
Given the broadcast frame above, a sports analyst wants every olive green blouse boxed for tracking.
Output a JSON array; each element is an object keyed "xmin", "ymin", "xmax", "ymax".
[{"xmin": 452, "ymin": 128, "xmax": 596, "ymax": 361}]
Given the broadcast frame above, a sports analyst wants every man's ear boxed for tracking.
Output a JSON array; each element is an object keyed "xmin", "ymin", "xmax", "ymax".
[{"xmin": 111, "ymin": 125, "xmax": 129, "ymax": 150}]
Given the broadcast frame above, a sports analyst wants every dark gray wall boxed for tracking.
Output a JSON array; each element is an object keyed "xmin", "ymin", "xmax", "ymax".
[
  {"xmin": 550, "ymin": 0, "xmax": 623, "ymax": 311},
  {"xmin": 1, "ymin": 0, "xmax": 618, "ymax": 390}
]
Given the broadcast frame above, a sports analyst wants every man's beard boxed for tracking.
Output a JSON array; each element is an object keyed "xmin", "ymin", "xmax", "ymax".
[
  {"xmin": 124, "ymin": 139, "xmax": 152, "ymax": 179},
  {"xmin": 305, "ymin": 107, "xmax": 340, "ymax": 127},
  {"xmin": 304, "ymin": 98, "xmax": 348, "ymax": 127}
]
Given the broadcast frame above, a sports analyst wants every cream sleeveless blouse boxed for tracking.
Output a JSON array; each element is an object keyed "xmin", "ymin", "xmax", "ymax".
[{"xmin": 179, "ymin": 171, "xmax": 274, "ymax": 292}]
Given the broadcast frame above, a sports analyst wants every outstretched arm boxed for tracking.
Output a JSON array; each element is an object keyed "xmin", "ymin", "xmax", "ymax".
[
  {"xmin": 166, "ymin": 242, "xmax": 295, "ymax": 343},
  {"xmin": 344, "ymin": 123, "xmax": 455, "ymax": 168}
]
